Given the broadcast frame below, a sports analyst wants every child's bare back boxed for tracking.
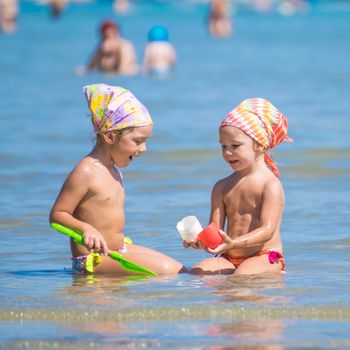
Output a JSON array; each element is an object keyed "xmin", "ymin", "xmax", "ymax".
[
  {"xmin": 142, "ymin": 25, "xmax": 176, "ymax": 76},
  {"xmin": 144, "ymin": 42, "xmax": 176, "ymax": 69}
]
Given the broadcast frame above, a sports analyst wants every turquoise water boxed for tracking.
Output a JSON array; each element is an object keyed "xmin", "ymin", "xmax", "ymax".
[{"xmin": 1, "ymin": 0, "xmax": 350, "ymax": 348}]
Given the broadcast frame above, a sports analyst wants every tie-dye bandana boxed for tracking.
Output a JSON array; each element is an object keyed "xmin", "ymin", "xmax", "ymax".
[
  {"xmin": 221, "ymin": 98, "xmax": 293, "ymax": 177},
  {"xmin": 83, "ymin": 83, "xmax": 153, "ymax": 134}
]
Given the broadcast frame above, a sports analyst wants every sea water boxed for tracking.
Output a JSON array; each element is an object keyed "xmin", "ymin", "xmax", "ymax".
[{"xmin": 1, "ymin": 0, "xmax": 350, "ymax": 348}]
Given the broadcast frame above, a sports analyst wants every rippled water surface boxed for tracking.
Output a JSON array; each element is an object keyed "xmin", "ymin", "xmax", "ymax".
[{"xmin": 1, "ymin": 0, "xmax": 350, "ymax": 349}]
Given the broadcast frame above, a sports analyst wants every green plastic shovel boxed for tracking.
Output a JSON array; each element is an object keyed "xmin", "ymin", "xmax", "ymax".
[{"xmin": 50, "ymin": 223, "xmax": 157, "ymax": 276}]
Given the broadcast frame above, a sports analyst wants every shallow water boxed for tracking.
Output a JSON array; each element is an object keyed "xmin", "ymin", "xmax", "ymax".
[{"xmin": 1, "ymin": 0, "xmax": 350, "ymax": 349}]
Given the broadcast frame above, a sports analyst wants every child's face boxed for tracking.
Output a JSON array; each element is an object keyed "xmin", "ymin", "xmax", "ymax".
[
  {"xmin": 110, "ymin": 125, "xmax": 153, "ymax": 167},
  {"xmin": 219, "ymin": 126, "xmax": 258, "ymax": 173},
  {"xmin": 103, "ymin": 27, "xmax": 118, "ymax": 39}
]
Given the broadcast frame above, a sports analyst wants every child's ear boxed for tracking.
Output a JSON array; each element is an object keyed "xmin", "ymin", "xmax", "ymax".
[
  {"xmin": 254, "ymin": 142, "xmax": 266, "ymax": 153},
  {"xmin": 257, "ymin": 145, "xmax": 266, "ymax": 153},
  {"xmin": 101, "ymin": 132, "xmax": 115, "ymax": 145}
]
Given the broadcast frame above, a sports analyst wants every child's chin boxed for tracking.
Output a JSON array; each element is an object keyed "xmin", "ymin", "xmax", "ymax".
[
  {"xmin": 227, "ymin": 161, "xmax": 238, "ymax": 169},
  {"xmin": 114, "ymin": 159, "xmax": 130, "ymax": 168},
  {"xmin": 116, "ymin": 156, "xmax": 136, "ymax": 167},
  {"xmin": 230, "ymin": 164, "xmax": 241, "ymax": 172}
]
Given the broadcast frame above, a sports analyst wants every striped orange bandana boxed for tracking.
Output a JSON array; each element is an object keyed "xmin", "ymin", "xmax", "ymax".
[{"xmin": 221, "ymin": 98, "xmax": 293, "ymax": 177}]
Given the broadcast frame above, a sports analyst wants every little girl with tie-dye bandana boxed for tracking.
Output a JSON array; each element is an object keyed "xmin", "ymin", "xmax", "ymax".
[
  {"xmin": 184, "ymin": 98, "xmax": 293, "ymax": 275},
  {"xmin": 50, "ymin": 83, "xmax": 185, "ymax": 275}
]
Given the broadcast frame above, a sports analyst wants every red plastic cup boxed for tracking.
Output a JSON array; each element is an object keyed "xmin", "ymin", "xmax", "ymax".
[{"xmin": 197, "ymin": 222, "xmax": 223, "ymax": 249}]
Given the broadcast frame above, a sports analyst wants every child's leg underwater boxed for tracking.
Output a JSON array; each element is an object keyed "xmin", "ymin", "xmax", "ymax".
[
  {"xmin": 189, "ymin": 257, "xmax": 235, "ymax": 275},
  {"xmin": 187, "ymin": 250, "xmax": 285, "ymax": 276},
  {"xmin": 75, "ymin": 244, "xmax": 186, "ymax": 275},
  {"xmin": 233, "ymin": 254, "xmax": 284, "ymax": 275},
  {"xmin": 124, "ymin": 244, "xmax": 186, "ymax": 275}
]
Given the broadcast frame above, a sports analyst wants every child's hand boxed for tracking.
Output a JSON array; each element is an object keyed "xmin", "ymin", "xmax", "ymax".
[
  {"xmin": 207, "ymin": 230, "xmax": 234, "ymax": 255},
  {"xmin": 82, "ymin": 226, "xmax": 109, "ymax": 255},
  {"xmin": 183, "ymin": 239, "xmax": 203, "ymax": 249}
]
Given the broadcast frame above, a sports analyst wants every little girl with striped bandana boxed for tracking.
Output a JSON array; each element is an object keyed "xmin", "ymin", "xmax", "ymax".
[{"xmin": 185, "ymin": 98, "xmax": 293, "ymax": 275}]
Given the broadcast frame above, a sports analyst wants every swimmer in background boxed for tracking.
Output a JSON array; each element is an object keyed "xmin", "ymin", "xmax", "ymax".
[
  {"xmin": 86, "ymin": 20, "xmax": 138, "ymax": 76},
  {"xmin": 113, "ymin": 0, "xmax": 130, "ymax": 14},
  {"xmin": 0, "ymin": 0, "xmax": 18, "ymax": 34},
  {"xmin": 142, "ymin": 25, "xmax": 177, "ymax": 78},
  {"xmin": 50, "ymin": 0, "xmax": 68, "ymax": 18},
  {"xmin": 208, "ymin": 0, "xmax": 232, "ymax": 38}
]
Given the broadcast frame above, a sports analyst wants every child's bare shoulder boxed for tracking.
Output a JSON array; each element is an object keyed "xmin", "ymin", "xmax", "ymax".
[
  {"xmin": 262, "ymin": 174, "xmax": 284, "ymax": 200},
  {"xmin": 68, "ymin": 157, "xmax": 101, "ymax": 181},
  {"xmin": 213, "ymin": 173, "xmax": 235, "ymax": 192}
]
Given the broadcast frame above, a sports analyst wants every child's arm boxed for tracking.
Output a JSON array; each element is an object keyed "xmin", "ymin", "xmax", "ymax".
[
  {"xmin": 141, "ymin": 46, "xmax": 151, "ymax": 74},
  {"xmin": 183, "ymin": 180, "xmax": 226, "ymax": 249},
  {"xmin": 120, "ymin": 42, "xmax": 138, "ymax": 75},
  {"xmin": 87, "ymin": 48, "xmax": 102, "ymax": 71},
  {"xmin": 209, "ymin": 179, "xmax": 226, "ymax": 229},
  {"xmin": 208, "ymin": 180, "xmax": 284, "ymax": 255},
  {"xmin": 49, "ymin": 165, "xmax": 109, "ymax": 255},
  {"xmin": 169, "ymin": 45, "xmax": 177, "ymax": 67}
]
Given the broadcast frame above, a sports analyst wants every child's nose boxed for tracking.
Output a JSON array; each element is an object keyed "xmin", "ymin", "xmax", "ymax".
[{"xmin": 139, "ymin": 143, "xmax": 147, "ymax": 153}]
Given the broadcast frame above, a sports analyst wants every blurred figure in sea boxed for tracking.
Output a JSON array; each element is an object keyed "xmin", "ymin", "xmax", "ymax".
[
  {"xmin": 208, "ymin": 0, "xmax": 232, "ymax": 38},
  {"xmin": 252, "ymin": 0, "xmax": 274, "ymax": 12},
  {"xmin": 0, "ymin": 0, "xmax": 18, "ymax": 34},
  {"xmin": 113, "ymin": 0, "xmax": 131, "ymax": 14},
  {"xmin": 50, "ymin": 0, "xmax": 68, "ymax": 18},
  {"xmin": 84, "ymin": 19, "xmax": 138, "ymax": 76},
  {"xmin": 142, "ymin": 25, "xmax": 177, "ymax": 79},
  {"xmin": 278, "ymin": 0, "xmax": 310, "ymax": 16}
]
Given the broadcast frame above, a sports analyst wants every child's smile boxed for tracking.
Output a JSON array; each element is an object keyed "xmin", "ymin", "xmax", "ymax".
[
  {"xmin": 219, "ymin": 126, "xmax": 256, "ymax": 173},
  {"xmin": 112, "ymin": 125, "xmax": 153, "ymax": 167}
]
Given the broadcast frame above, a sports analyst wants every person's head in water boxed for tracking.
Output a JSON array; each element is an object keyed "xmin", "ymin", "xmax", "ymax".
[
  {"xmin": 100, "ymin": 20, "xmax": 120, "ymax": 39},
  {"xmin": 148, "ymin": 25, "xmax": 169, "ymax": 42}
]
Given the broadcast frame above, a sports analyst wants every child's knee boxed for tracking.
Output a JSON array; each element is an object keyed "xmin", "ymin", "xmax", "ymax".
[
  {"xmin": 157, "ymin": 261, "xmax": 184, "ymax": 275},
  {"xmin": 189, "ymin": 259, "xmax": 235, "ymax": 275}
]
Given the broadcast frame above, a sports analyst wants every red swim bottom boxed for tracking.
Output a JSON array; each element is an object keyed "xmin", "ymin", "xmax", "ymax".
[{"xmin": 221, "ymin": 249, "xmax": 285, "ymax": 271}]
